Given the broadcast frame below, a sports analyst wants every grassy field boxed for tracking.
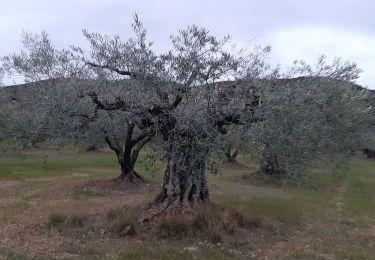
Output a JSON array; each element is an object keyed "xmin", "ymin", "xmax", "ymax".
[{"xmin": 0, "ymin": 149, "xmax": 374, "ymax": 259}]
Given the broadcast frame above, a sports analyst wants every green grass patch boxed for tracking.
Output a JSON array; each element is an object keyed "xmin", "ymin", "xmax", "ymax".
[
  {"xmin": 343, "ymin": 158, "xmax": 375, "ymax": 216},
  {"xmin": 0, "ymin": 150, "xmax": 118, "ymax": 179},
  {"xmin": 0, "ymin": 149, "xmax": 164, "ymax": 181}
]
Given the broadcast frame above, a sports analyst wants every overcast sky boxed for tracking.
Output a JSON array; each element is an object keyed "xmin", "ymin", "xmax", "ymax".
[{"xmin": 1, "ymin": 0, "xmax": 374, "ymax": 88}]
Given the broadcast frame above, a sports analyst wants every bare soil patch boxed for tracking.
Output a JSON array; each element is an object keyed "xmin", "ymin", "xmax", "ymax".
[
  {"xmin": 79, "ymin": 179, "xmax": 159, "ymax": 195},
  {"xmin": 0, "ymin": 180, "xmax": 19, "ymax": 190}
]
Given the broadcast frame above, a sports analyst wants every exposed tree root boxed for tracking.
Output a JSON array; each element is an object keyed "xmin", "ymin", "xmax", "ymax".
[
  {"xmin": 112, "ymin": 170, "xmax": 146, "ymax": 185},
  {"xmin": 139, "ymin": 160, "xmax": 209, "ymax": 224}
]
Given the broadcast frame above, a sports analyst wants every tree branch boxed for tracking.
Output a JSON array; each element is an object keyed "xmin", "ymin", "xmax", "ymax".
[
  {"xmin": 169, "ymin": 70, "xmax": 198, "ymax": 109},
  {"xmin": 131, "ymin": 136, "xmax": 152, "ymax": 166},
  {"xmin": 85, "ymin": 62, "xmax": 136, "ymax": 78},
  {"xmin": 104, "ymin": 135, "xmax": 122, "ymax": 156},
  {"xmin": 88, "ymin": 91, "xmax": 128, "ymax": 111},
  {"xmin": 131, "ymin": 131, "xmax": 151, "ymax": 147}
]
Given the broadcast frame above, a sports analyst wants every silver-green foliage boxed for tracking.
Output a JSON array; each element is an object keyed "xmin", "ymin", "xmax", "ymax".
[
  {"xmin": 256, "ymin": 76, "xmax": 369, "ymax": 182},
  {"xmin": 1, "ymin": 15, "xmax": 371, "ymax": 185}
]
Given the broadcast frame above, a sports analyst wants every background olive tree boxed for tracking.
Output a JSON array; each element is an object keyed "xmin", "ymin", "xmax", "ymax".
[{"xmin": 1, "ymin": 29, "xmax": 154, "ymax": 182}]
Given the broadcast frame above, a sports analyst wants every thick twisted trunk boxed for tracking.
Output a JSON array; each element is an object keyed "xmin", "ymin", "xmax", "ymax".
[
  {"xmin": 140, "ymin": 157, "xmax": 209, "ymax": 223},
  {"xmin": 154, "ymin": 159, "xmax": 209, "ymax": 205},
  {"xmin": 105, "ymin": 122, "xmax": 151, "ymax": 184},
  {"xmin": 115, "ymin": 140, "xmax": 148, "ymax": 184},
  {"xmin": 139, "ymin": 120, "xmax": 214, "ymax": 223}
]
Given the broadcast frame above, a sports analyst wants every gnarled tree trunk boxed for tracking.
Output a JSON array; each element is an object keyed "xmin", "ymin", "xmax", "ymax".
[
  {"xmin": 105, "ymin": 122, "xmax": 151, "ymax": 184},
  {"xmin": 260, "ymin": 152, "xmax": 285, "ymax": 177},
  {"xmin": 140, "ymin": 136, "xmax": 210, "ymax": 223},
  {"xmin": 117, "ymin": 157, "xmax": 145, "ymax": 183},
  {"xmin": 155, "ymin": 159, "xmax": 209, "ymax": 206},
  {"xmin": 140, "ymin": 158, "xmax": 209, "ymax": 223},
  {"xmin": 114, "ymin": 136, "xmax": 151, "ymax": 184}
]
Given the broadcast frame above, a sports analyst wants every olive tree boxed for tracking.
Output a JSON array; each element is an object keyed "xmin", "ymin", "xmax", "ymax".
[
  {"xmin": 0, "ymin": 79, "xmax": 51, "ymax": 155},
  {"xmin": 255, "ymin": 58, "xmax": 367, "ymax": 181},
  {"xmin": 2, "ymin": 16, "xmax": 367, "ymax": 222},
  {"xmin": 41, "ymin": 78, "xmax": 153, "ymax": 182},
  {"xmin": 74, "ymin": 25, "xmax": 256, "ymax": 219},
  {"xmin": 1, "ymin": 30, "xmax": 152, "ymax": 183}
]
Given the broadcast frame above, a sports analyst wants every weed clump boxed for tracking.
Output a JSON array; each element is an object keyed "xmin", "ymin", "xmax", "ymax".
[
  {"xmin": 48, "ymin": 213, "xmax": 67, "ymax": 228},
  {"xmin": 66, "ymin": 214, "xmax": 88, "ymax": 227},
  {"xmin": 47, "ymin": 213, "xmax": 88, "ymax": 230},
  {"xmin": 156, "ymin": 219, "xmax": 191, "ymax": 239},
  {"xmin": 110, "ymin": 220, "xmax": 137, "ymax": 237},
  {"xmin": 153, "ymin": 204, "xmax": 253, "ymax": 243},
  {"xmin": 106, "ymin": 204, "xmax": 259, "ymax": 242},
  {"xmin": 106, "ymin": 206, "xmax": 140, "ymax": 237}
]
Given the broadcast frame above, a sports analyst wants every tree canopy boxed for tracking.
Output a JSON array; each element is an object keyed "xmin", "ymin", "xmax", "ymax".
[{"xmin": 1, "ymin": 15, "xmax": 372, "ymax": 221}]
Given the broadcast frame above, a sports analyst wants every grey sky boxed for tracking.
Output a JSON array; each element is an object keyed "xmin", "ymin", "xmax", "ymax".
[{"xmin": 1, "ymin": 0, "xmax": 374, "ymax": 88}]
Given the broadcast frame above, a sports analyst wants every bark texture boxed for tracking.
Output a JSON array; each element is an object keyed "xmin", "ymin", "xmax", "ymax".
[
  {"xmin": 117, "ymin": 161, "xmax": 145, "ymax": 183},
  {"xmin": 155, "ymin": 160, "xmax": 209, "ymax": 204},
  {"xmin": 105, "ymin": 122, "xmax": 151, "ymax": 184},
  {"xmin": 260, "ymin": 152, "xmax": 285, "ymax": 177},
  {"xmin": 140, "ymin": 151, "xmax": 210, "ymax": 223}
]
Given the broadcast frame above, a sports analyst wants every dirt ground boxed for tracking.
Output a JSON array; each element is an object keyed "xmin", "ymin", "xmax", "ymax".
[{"xmin": 0, "ymin": 151, "xmax": 374, "ymax": 259}]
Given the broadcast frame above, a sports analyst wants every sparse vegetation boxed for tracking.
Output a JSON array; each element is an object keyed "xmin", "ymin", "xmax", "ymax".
[
  {"xmin": 48, "ymin": 212, "xmax": 88, "ymax": 230},
  {"xmin": 156, "ymin": 219, "xmax": 192, "ymax": 239},
  {"xmin": 65, "ymin": 214, "xmax": 88, "ymax": 228},
  {"xmin": 106, "ymin": 205, "xmax": 139, "ymax": 237},
  {"xmin": 0, "ymin": 149, "xmax": 372, "ymax": 258},
  {"xmin": 47, "ymin": 213, "xmax": 66, "ymax": 228}
]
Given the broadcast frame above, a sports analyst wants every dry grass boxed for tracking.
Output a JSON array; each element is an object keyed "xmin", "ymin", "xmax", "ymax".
[
  {"xmin": 156, "ymin": 218, "xmax": 193, "ymax": 240},
  {"xmin": 0, "ymin": 150, "xmax": 374, "ymax": 259},
  {"xmin": 106, "ymin": 205, "xmax": 140, "ymax": 237}
]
